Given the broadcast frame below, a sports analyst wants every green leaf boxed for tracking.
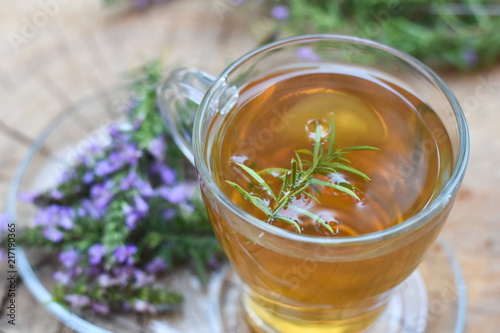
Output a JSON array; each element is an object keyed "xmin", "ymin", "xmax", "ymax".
[
  {"xmin": 257, "ymin": 168, "xmax": 289, "ymax": 175},
  {"xmin": 294, "ymin": 151, "xmax": 304, "ymax": 172},
  {"xmin": 332, "ymin": 184, "xmax": 361, "ymax": 201},
  {"xmin": 336, "ymin": 156, "xmax": 352, "ymax": 164},
  {"xmin": 310, "ymin": 183, "xmax": 321, "ymax": 195},
  {"xmin": 291, "ymin": 159, "xmax": 297, "ymax": 184},
  {"xmin": 296, "ymin": 149, "xmax": 313, "ymax": 156},
  {"xmin": 341, "ymin": 146, "xmax": 380, "ymax": 151},
  {"xmin": 310, "ymin": 178, "xmax": 360, "ymax": 201},
  {"xmin": 303, "ymin": 190, "xmax": 321, "ymax": 204},
  {"xmin": 274, "ymin": 215, "xmax": 302, "ymax": 233},
  {"xmin": 316, "ymin": 166, "xmax": 338, "ymax": 175},
  {"xmin": 329, "ymin": 163, "xmax": 371, "ymax": 181},
  {"xmin": 225, "ymin": 181, "xmax": 272, "ymax": 216},
  {"xmin": 293, "ymin": 181, "xmax": 311, "ymax": 197},
  {"xmin": 278, "ymin": 171, "xmax": 289, "ymax": 199},
  {"xmin": 236, "ymin": 162, "xmax": 277, "ymax": 201},
  {"xmin": 313, "ymin": 122, "xmax": 321, "ymax": 166},
  {"xmin": 328, "ymin": 116, "xmax": 335, "ymax": 157},
  {"xmin": 288, "ymin": 204, "xmax": 333, "ymax": 233}
]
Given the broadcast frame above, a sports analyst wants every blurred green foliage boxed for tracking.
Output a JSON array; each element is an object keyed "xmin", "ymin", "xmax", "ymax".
[{"xmin": 263, "ymin": 0, "xmax": 500, "ymax": 70}]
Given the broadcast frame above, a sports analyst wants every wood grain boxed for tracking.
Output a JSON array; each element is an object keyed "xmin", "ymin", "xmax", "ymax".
[{"xmin": 0, "ymin": 1, "xmax": 498, "ymax": 332}]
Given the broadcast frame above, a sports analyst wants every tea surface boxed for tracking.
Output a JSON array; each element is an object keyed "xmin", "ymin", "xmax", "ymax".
[{"xmin": 211, "ymin": 67, "xmax": 452, "ymax": 236}]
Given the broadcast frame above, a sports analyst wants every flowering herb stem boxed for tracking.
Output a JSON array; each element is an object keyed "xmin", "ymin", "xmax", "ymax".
[
  {"xmin": 0, "ymin": 60, "xmax": 222, "ymax": 316},
  {"xmin": 226, "ymin": 118, "xmax": 378, "ymax": 233}
]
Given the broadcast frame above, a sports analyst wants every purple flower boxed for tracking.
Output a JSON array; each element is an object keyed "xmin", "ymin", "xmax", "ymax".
[
  {"xmin": 18, "ymin": 192, "xmax": 37, "ymax": 203},
  {"xmin": 271, "ymin": 5, "xmax": 290, "ymax": 21},
  {"xmin": 120, "ymin": 144, "xmax": 142, "ymax": 166},
  {"xmin": 108, "ymin": 123, "xmax": 121, "ymax": 138},
  {"xmin": 135, "ymin": 178, "xmax": 154, "ymax": 197},
  {"xmin": 463, "ymin": 47, "xmax": 478, "ymax": 68},
  {"xmin": 149, "ymin": 136, "xmax": 166, "ymax": 161},
  {"xmin": 122, "ymin": 301, "xmax": 131, "ymax": 311},
  {"xmin": 59, "ymin": 249, "xmax": 78, "ymax": 269},
  {"xmin": 81, "ymin": 199, "xmax": 101, "ymax": 219},
  {"xmin": 50, "ymin": 189, "xmax": 64, "ymax": 200},
  {"xmin": 133, "ymin": 0, "xmax": 149, "ymax": 10},
  {"xmin": 91, "ymin": 180, "xmax": 114, "ymax": 210},
  {"xmin": 59, "ymin": 207, "xmax": 75, "ymax": 228},
  {"xmin": 133, "ymin": 300, "xmax": 156, "ymax": 314},
  {"xmin": 77, "ymin": 207, "xmax": 86, "ymax": 217},
  {"xmin": 35, "ymin": 205, "xmax": 72, "ymax": 228},
  {"xmin": 120, "ymin": 170, "xmax": 138, "ymax": 191},
  {"xmin": 95, "ymin": 156, "xmax": 123, "ymax": 177},
  {"xmin": 123, "ymin": 194, "xmax": 150, "ymax": 229},
  {"xmin": 158, "ymin": 164, "xmax": 176, "ymax": 185},
  {"xmin": 89, "ymin": 266, "xmax": 101, "ymax": 276},
  {"xmin": 43, "ymin": 227, "xmax": 63, "ymax": 243},
  {"xmin": 92, "ymin": 302, "xmax": 110, "ymax": 315},
  {"xmin": 113, "ymin": 266, "xmax": 135, "ymax": 285},
  {"xmin": 146, "ymin": 257, "xmax": 167, "ymax": 274},
  {"xmin": 163, "ymin": 208, "xmax": 176, "ymax": 220},
  {"xmin": 134, "ymin": 196, "xmax": 149, "ymax": 215},
  {"xmin": 37, "ymin": 206, "xmax": 75, "ymax": 230},
  {"xmin": 97, "ymin": 273, "xmax": 119, "ymax": 288},
  {"xmin": 0, "ymin": 213, "xmax": 11, "ymax": 233},
  {"xmin": 83, "ymin": 172, "xmax": 94, "ymax": 184},
  {"xmin": 77, "ymin": 149, "xmax": 96, "ymax": 167},
  {"xmin": 34, "ymin": 207, "xmax": 55, "ymax": 226},
  {"xmin": 296, "ymin": 47, "xmax": 320, "ymax": 62},
  {"xmin": 114, "ymin": 245, "xmax": 137, "ymax": 266},
  {"xmin": 0, "ymin": 249, "xmax": 7, "ymax": 262},
  {"xmin": 53, "ymin": 271, "xmax": 71, "ymax": 285},
  {"xmin": 58, "ymin": 214, "xmax": 74, "ymax": 230},
  {"xmin": 71, "ymin": 266, "xmax": 83, "ymax": 277},
  {"xmin": 123, "ymin": 204, "xmax": 141, "ymax": 229},
  {"xmin": 87, "ymin": 142, "xmax": 102, "ymax": 155},
  {"xmin": 61, "ymin": 169, "xmax": 76, "ymax": 181},
  {"xmin": 88, "ymin": 243, "xmax": 106, "ymax": 265},
  {"xmin": 208, "ymin": 256, "xmax": 219, "ymax": 269},
  {"xmin": 133, "ymin": 270, "xmax": 155, "ymax": 288},
  {"xmin": 65, "ymin": 294, "xmax": 90, "ymax": 309},
  {"xmin": 157, "ymin": 183, "xmax": 196, "ymax": 204},
  {"xmin": 118, "ymin": 267, "xmax": 133, "ymax": 283}
]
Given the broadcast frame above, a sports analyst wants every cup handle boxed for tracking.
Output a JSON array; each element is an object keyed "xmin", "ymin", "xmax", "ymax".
[{"xmin": 157, "ymin": 68, "xmax": 215, "ymax": 166}]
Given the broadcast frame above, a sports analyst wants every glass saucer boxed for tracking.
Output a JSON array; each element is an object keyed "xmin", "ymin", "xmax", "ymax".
[
  {"xmin": 8, "ymin": 90, "xmax": 466, "ymax": 332},
  {"xmin": 15, "ymin": 238, "xmax": 465, "ymax": 332},
  {"xmin": 219, "ymin": 237, "xmax": 467, "ymax": 333}
]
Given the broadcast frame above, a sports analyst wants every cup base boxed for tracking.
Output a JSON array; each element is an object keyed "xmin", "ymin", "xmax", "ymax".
[
  {"xmin": 220, "ymin": 238, "xmax": 466, "ymax": 333},
  {"xmin": 233, "ymin": 270, "xmax": 425, "ymax": 333}
]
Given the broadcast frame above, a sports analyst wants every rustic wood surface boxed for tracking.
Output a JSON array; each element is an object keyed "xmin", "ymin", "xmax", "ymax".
[{"xmin": 0, "ymin": 1, "xmax": 498, "ymax": 332}]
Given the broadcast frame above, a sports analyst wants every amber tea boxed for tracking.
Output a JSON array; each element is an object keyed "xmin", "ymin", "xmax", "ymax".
[
  {"xmin": 212, "ymin": 68, "xmax": 452, "ymax": 236},
  {"xmin": 203, "ymin": 67, "xmax": 453, "ymax": 332}
]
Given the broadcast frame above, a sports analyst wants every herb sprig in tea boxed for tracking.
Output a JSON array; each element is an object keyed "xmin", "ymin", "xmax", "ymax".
[{"xmin": 226, "ymin": 118, "xmax": 379, "ymax": 234}]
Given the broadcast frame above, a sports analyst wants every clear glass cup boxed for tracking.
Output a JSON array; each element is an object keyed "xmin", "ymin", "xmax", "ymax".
[{"xmin": 157, "ymin": 35, "xmax": 469, "ymax": 332}]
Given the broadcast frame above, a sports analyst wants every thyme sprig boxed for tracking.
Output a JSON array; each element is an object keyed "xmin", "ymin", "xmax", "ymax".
[{"xmin": 226, "ymin": 118, "xmax": 378, "ymax": 234}]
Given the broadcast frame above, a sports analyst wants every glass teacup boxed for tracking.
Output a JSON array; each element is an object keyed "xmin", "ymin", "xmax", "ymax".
[{"xmin": 157, "ymin": 35, "xmax": 469, "ymax": 332}]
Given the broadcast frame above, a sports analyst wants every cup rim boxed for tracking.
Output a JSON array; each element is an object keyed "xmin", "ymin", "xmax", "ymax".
[{"xmin": 194, "ymin": 34, "xmax": 470, "ymax": 246}]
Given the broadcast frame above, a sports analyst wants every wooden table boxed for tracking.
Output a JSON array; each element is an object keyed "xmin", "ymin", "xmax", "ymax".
[{"xmin": 0, "ymin": 1, "xmax": 498, "ymax": 332}]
